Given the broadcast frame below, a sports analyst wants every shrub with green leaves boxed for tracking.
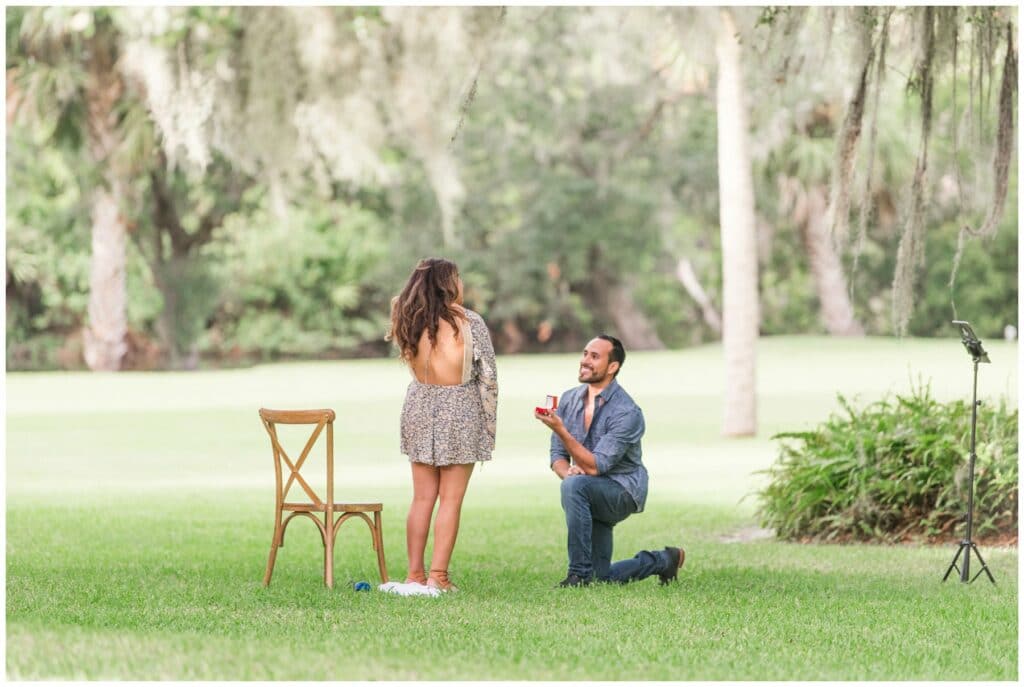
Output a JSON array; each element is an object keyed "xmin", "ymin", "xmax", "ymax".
[
  {"xmin": 757, "ymin": 384, "xmax": 1018, "ymax": 543},
  {"xmin": 204, "ymin": 197, "xmax": 391, "ymax": 360}
]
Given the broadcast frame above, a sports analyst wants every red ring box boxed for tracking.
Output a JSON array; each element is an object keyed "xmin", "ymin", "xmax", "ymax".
[{"xmin": 535, "ymin": 395, "xmax": 558, "ymax": 414}]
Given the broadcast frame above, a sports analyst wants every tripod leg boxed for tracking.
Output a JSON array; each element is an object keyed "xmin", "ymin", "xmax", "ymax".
[
  {"xmin": 942, "ymin": 543, "xmax": 966, "ymax": 582},
  {"xmin": 970, "ymin": 543, "xmax": 996, "ymax": 585}
]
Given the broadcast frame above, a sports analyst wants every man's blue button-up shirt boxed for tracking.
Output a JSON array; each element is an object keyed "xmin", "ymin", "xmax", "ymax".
[{"xmin": 549, "ymin": 377, "xmax": 648, "ymax": 512}]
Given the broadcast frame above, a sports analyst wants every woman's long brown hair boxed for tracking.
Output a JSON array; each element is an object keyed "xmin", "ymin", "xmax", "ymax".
[{"xmin": 387, "ymin": 258, "xmax": 464, "ymax": 362}]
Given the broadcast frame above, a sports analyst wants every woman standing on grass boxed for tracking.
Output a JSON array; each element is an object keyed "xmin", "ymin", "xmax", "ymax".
[{"xmin": 384, "ymin": 257, "xmax": 498, "ymax": 593}]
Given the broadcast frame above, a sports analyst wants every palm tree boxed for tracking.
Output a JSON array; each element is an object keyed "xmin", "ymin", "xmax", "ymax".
[
  {"xmin": 9, "ymin": 8, "xmax": 131, "ymax": 370},
  {"xmin": 715, "ymin": 8, "xmax": 759, "ymax": 437}
]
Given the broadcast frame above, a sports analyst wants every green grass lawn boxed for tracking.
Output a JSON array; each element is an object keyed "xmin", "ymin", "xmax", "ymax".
[{"xmin": 6, "ymin": 336, "xmax": 1019, "ymax": 679}]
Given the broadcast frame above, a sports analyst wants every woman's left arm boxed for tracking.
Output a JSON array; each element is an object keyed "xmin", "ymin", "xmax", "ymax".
[{"xmin": 470, "ymin": 313, "xmax": 498, "ymax": 446}]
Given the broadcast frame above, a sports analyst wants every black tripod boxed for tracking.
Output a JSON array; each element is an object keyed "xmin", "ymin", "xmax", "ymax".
[{"xmin": 941, "ymin": 321, "xmax": 996, "ymax": 585}]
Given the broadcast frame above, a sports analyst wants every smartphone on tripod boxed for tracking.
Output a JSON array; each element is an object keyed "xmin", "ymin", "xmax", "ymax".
[{"xmin": 952, "ymin": 320, "xmax": 990, "ymax": 363}]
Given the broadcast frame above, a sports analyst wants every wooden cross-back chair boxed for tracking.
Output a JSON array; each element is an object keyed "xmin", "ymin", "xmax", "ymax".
[{"xmin": 258, "ymin": 408, "xmax": 388, "ymax": 588}]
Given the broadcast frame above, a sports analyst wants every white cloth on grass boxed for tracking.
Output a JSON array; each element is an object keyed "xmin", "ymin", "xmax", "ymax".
[{"xmin": 378, "ymin": 581, "xmax": 441, "ymax": 597}]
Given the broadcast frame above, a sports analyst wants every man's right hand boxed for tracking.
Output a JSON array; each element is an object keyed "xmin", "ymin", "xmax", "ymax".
[{"xmin": 534, "ymin": 408, "xmax": 565, "ymax": 433}]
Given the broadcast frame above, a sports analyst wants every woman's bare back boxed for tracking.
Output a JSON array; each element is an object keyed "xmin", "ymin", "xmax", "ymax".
[{"xmin": 411, "ymin": 316, "xmax": 466, "ymax": 385}]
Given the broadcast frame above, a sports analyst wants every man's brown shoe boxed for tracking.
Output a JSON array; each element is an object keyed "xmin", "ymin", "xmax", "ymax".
[
  {"xmin": 658, "ymin": 546, "xmax": 685, "ymax": 585},
  {"xmin": 556, "ymin": 573, "xmax": 592, "ymax": 588}
]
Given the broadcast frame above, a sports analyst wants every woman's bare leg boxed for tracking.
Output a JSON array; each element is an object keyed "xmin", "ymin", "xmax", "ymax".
[
  {"xmin": 407, "ymin": 462, "xmax": 440, "ymax": 583},
  {"xmin": 428, "ymin": 463, "xmax": 475, "ymax": 588}
]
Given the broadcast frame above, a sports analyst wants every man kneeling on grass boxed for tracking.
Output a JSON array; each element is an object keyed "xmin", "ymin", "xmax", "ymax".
[{"xmin": 534, "ymin": 334, "xmax": 685, "ymax": 587}]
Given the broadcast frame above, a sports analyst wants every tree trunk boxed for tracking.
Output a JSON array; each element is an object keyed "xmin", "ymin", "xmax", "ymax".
[
  {"xmin": 676, "ymin": 257, "xmax": 722, "ymax": 335},
  {"xmin": 798, "ymin": 185, "xmax": 865, "ymax": 336},
  {"xmin": 716, "ymin": 8, "xmax": 759, "ymax": 437},
  {"xmin": 83, "ymin": 184, "xmax": 128, "ymax": 371},
  {"xmin": 151, "ymin": 257, "xmax": 200, "ymax": 371},
  {"xmin": 154, "ymin": 282, "xmax": 180, "ymax": 369},
  {"xmin": 82, "ymin": 28, "xmax": 128, "ymax": 371},
  {"xmin": 605, "ymin": 282, "xmax": 665, "ymax": 351}
]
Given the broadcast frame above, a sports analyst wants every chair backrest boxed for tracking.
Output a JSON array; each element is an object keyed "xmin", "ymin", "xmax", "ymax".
[{"xmin": 259, "ymin": 408, "xmax": 335, "ymax": 508}]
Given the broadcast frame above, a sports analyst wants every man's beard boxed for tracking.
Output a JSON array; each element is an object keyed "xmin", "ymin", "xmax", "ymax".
[{"xmin": 578, "ymin": 366, "xmax": 606, "ymax": 383}]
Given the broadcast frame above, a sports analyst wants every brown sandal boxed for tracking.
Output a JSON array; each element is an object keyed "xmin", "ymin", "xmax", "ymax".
[
  {"xmin": 405, "ymin": 569, "xmax": 428, "ymax": 585},
  {"xmin": 427, "ymin": 569, "xmax": 459, "ymax": 592}
]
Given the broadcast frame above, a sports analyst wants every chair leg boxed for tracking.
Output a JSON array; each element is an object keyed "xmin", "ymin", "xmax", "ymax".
[
  {"xmin": 324, "ymin": 526, "xmax": 334, "ymax": 589},
  {"xmin": 263, "ymin": 546, "xmax": 279, "ymax": 587},
  {"xmin": 373, "ymin": 511, "xmax": 389, "ymax": 583},
  {"xmin": 263, "ymin": 523, "xmax": 282, "ymax": 587}
]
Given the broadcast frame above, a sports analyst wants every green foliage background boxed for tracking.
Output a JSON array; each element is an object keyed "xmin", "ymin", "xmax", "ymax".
[{"xmin": 5, "ymin": 6, "xmax": 1018, "ymax": 369}]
